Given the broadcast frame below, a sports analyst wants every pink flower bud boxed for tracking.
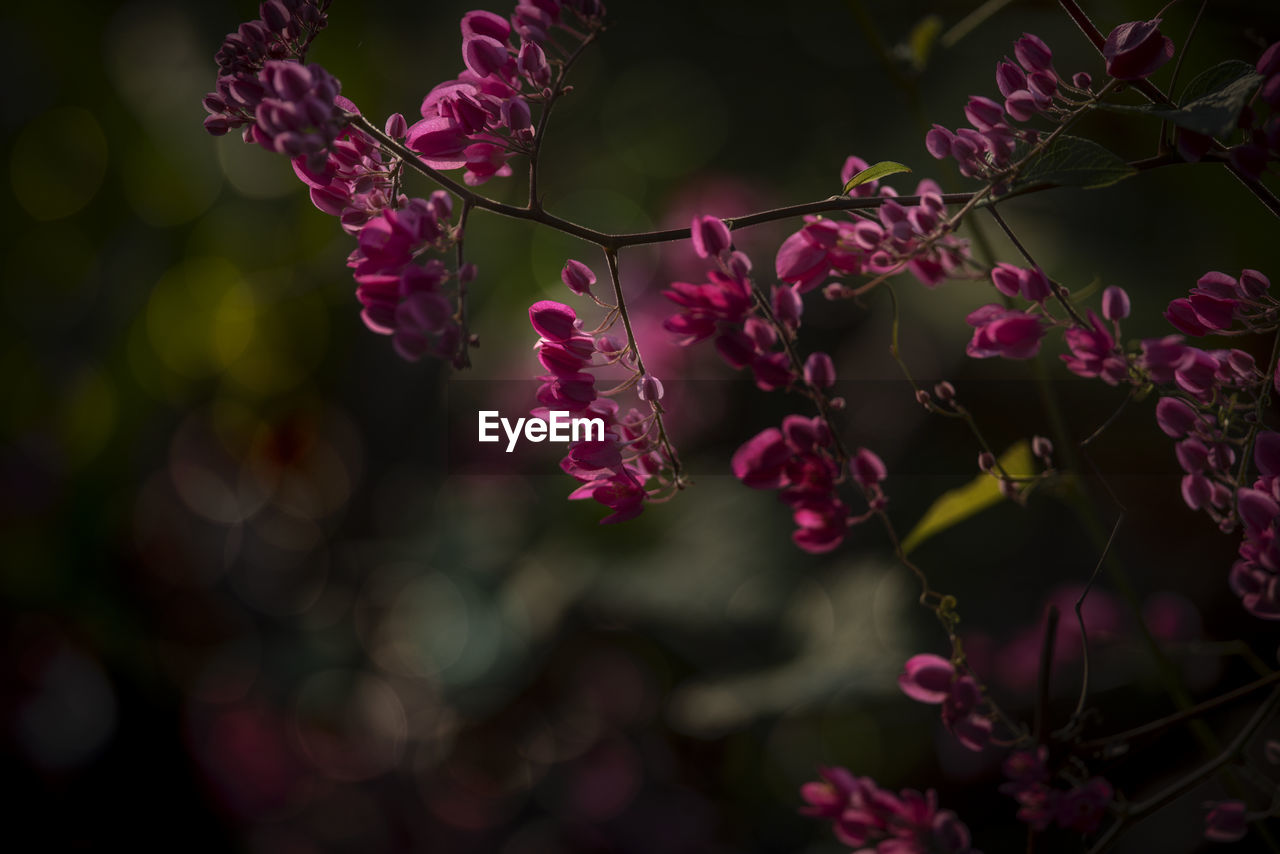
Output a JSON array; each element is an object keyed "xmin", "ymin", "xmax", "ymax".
[
  {"xmin": 771, "ymin": 284, "xmax": 803, "ymax": 327},
  {"xmin": 991, "ymin": 263, "xmax": 1022, "ymax": 297},
  {"xmin": 1103, "ymin": 19, "xmax": 1174, "ymax": 81},
  {"xmin": 560, "ymin": 259, "xmax": 596, "ymax": 296},
  {"xmin": 1155, "ymin": 397, "xmax": 1197, "ymax": 438},
  {"xmin": 803, "ymin": 352, "xmax": 836, "ymax": 388},
  {"xmin": 691, "ymin": 214, "xmax": 731, "ymax": 259},
  {"xmin": 637, "ymin": 374, "xmax": 664, "ymax": 402},
  {"xmin": 1014, "ymin": 33, "xmax": 1054, "ymax": 74},
  {"xmin": 1203, "ymin": 801, "xmax": 1247, "ymax": 843},
  {"xmin": 978, "ymin": 452, "xmax": 996, "ymax": 472},
  {"xmin": 1032, "ymin": 436, "xmax": 1053, "ymax": 459},
  {"xmin": 851, "ymin": 448, "xmax": 887, "ymax": 488},
  {"xmin": 384, "ymin": 112, "xmax": 407, "ymax": 138},
  {"xmin": 916, "ymin": 389, "xmax": 931, "ymax": 407},
  {"xmin": 1102, "ymin": 286, "xmax": 1130, "ymax": 321},
  {"xmin": 1072, "ymin": 71, "xmax": 1093, "ymax": 89},
  {"xmin": 517, "ymin": 41, "xmax": 550, "ymax": 86},
  {"xmin": 458, "ymin": 263, "xmax": 477, "ymax": 283},
  {"xmin": 996, "ymin": 60, "xmax": 1028, "ymax": 98},
  {"xmin": 462, "ymin": 34, "xmax": 510, "ymax": 79},
  {"xmin": 934, "ymin": 381, "xmax": 956, "ymax": 401},
  {"xmin": 1239, "ymin": 269, "xmax": 1271, "ymax": 299}
]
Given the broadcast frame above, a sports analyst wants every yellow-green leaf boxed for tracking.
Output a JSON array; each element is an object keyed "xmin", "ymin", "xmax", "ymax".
[
  {"xmin": 842, "ymin": 161, "xmax": 912, "ymax": 194},
  {"xmin": 907, "ymin": 15, "xmax": 942, "ymax": 71},
  {"xmin": 900, "ymin": 440, "xmax": 1034, "ymax": 555}
]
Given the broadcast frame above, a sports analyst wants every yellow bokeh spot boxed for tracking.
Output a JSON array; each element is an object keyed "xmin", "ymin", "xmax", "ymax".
[{"xmin": 146, "ymin": 256, "xmax": 251, "ymax": 379}]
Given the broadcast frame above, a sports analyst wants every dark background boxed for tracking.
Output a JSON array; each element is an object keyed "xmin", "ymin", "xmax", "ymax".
[{"xmin": 5, "ymin": 0, "xmax": 1280, "ymax": 851}]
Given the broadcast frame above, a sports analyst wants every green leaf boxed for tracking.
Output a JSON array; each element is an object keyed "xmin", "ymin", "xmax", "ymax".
[
  {"xmin": 1095, "ymin": 61, "xmax": 1262, "ymax": 137},
  {"xmin": 842, "ymin": 160, "xmax": 912, "ymax": 194},
  {"xmin": 1177, "ymin": 60, "xmax": 1256, "ymax": 106},
  {"xmin": 1011, "ymin": 135, "xmax": 1136, "ymax": 191},
  {"xmin": 900, "ymin": 441, "xmax": 1034, "ymax": 556},
  {"xmin": 906, "ymin": 15, "xmax": 943, "ymax": 71}
]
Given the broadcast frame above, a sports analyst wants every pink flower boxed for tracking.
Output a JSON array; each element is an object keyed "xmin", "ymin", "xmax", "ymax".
[
  {"xmin": 529, "ymin": 300, "xmax": 579, "ymax": 341},
  {"xmin": 800, "ymin": 769, "xmax": 978, "ymax": 854},
  {"xmin": 1103, "ymin": 19, "xmax": 1174, "ymax": 81},
  {"xmin": 898, "ymin": 654, "xmax": 991, "ymax": 751},
  {"xmin": 965, "ymin": 305, "xmax": 1045, "ymax": 360},
  {"xmin": 690, "ymin": 214, "xmax": 732, "ymax": 259},
  {"xmin": 1203, "ymin": 800, "xmax": 1247, "ymax": 842}
]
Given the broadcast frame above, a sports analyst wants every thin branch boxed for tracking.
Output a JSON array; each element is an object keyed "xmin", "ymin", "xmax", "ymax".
[
  {"xmin": 1079, "ymin": 669, "xmax": 1280, "ymax": 753},
  {"xmin": 602, "ymin": 247, "xmax": 685, "ymax": 486},
  {"xmin": 454, "ymin": 198, "xmax": 475, "ymax": 367},
  {"xmin": 1087, "ymin": 687, "xmax": 1280, "ymax": 853},
  {"xmin": 528, "ymin": 30, "xmax": 598, "ymax": 211},
  {"xmin": 986, "ymin": 204, "xmax": 1088, "ymax": 327}
]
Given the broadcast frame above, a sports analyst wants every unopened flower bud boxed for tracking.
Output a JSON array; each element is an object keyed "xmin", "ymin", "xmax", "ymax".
[
  {"xmin": 517, "ymin": 41, "xmax": 550, "ymax": 86},
  {"xmin": 916, "ymin": 389, "xmax": 932, "ymax": 407},
  {"xmin": 690, "ymin": 214, "xmax": 731, "ymax": 259},
  {"xmin": 804, "ymin": 352, "xmax": 836, "ymax": 389},
  {"xmin": 385, "ymin": 112, "xmax": 407, "ymax": 138},
  {"xmin": 772, "ymin": 284, "xmax": 802, "ymax": 326},
  {"xmin": 458, "ymin": 263, "xmax": 478, "ymax": 283},
  {"xmin": 933, "ymin": 381, "xmax": 956, "ymax": 401},
  {"xmin": 1032, "ymin": 436, "xmax": 1053, "ymax": 460},
  {"xmin": 560, "ymin": 258, "xmax": 596, "ymax": 296},
  {"xmin": 1102, "ymin": 286, "xmax": 1130, "ymax": 321},
  {"xmin": 851, "ymin": 448, "xmax": 887, "ymax": 488},
  {"xmin": 637, "ymin": 374, "xmax": 664, "ymax": 402},
  {"xmin": 978, "ymin": 451, "xmax": 996, "ymax": 472}
]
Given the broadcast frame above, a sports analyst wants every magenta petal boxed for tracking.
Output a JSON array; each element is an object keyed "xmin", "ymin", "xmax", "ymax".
[
  {"xmin": 1239, "ymin": 488, "xmax": 1280, "ymax": 536},
  {"xmin": 1255, "ymin": 431, "xmax": 1280, "ymax": 478},
  {"xmin": 898, "ymin": 654, "xmax": 954, "ymax": 704},
  {"xmin": 529, "ymin": 299, "xmax": 578, "ymax": 341}
]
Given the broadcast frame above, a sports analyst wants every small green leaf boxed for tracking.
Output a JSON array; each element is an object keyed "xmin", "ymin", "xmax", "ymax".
[
  {"xmin": 1095, "ymin": 61, "xmax": 1262, "ymax": 137},
  {"xmin": 1177, "ymin": 60, "xmax": 1256, "ymax": 106},
  {"xmin": 843, "ymin": 160, "xmax": 912, "ymax": 194},
  {"xmin": 1011, "ymin": 135, "xmax": 1136, "ymax": 192},
  {"xmin": 906, "ymin": 15, "xmax": 943, "ymax": 71},
  {"xmin": 900, "ymin": 441, "xmax": 1034, "ymax": 556}
]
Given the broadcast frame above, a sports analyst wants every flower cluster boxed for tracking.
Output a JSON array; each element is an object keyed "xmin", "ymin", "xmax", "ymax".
[
  {"xmin": 665, "ymin": 213, "xmax": 891, "ymax": 553},
  {"xmin": 1001, "ymin": 748, "xmax": 1113, "ymax": 835},
  {"xmin": 926, "ymin": 33, "xmax": 1097, "ymax": 182},
  {"xmin": 775, "ymin": 161, "xmax": 971, "ymax": 290},
  {"xmin": 202, "ymin": 1, "xmax": 333, "ymax": 142},
  {"xmin": 800, "ymin": 767, "xmax": 979, "ymax": 854},
  {"xmin": 346, "ymin": 193, "xmax": 467, "ymax": 363},
  {"xmin": 663, "ymin": 216, "xmax": 793, "ymax": 390},
  {"xmin": 1061, "ymin": 287, "xmax": 1131, "ymax": 384},
  {"xmin": 730, "ymin": 419, "xmax": 879, "ymax": 554},
  {"xmin": 1164, "ymin": 269, "xmax": 1274, "ymax": 337},
  {"xmin": 1231, "ymin": 431, "xmax": 1280, "ymax": 618},
  {"xmin": 897, "ymin": 654, "xmax": 992, "ymax": 751},
  {"xmin": 529, "ymin": 296, "xmax": 677, "ymax": 523},
  {"xmin": 406, "ymin": 1, "xmax": 606, "ymax": 185},
  {"xmin": 292, "ymin": 107, "xmax": 400, "ymax": 234}
]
